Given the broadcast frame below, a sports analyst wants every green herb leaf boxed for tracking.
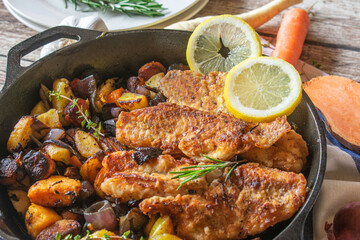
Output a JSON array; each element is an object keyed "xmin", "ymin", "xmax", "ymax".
[
  {"xmin": 56, "ymin": 233, "xmax": 62, "ymax": 240},
  {"xmin": 122, "ymin": 230, "xmax": 131, "ymax": 239}
]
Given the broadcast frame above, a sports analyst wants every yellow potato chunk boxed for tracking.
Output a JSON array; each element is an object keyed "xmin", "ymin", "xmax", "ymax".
[
  {"xmin": 74, "ymin": 130, "xmax": 102, "ymax": 158},
  {"xmin": 36, "ymin": 109, "xmax": 62, "ymax": 129},
  {"xmin": 52, "ymin": 78, "xmax": 74, "ymax": 126},
  {"xmin": 7, "ymin": 116, "xmax": 35, "ymax": 152},
  {"xmin": 150, "ymin": 215, "xmax": 175, "ymax": 237},
  {"xmin": 28, "ymin": 176, "xmax": 81, "ymax": 207},
  {"xmin": 145, "ymin": 72, "xmax": 164, "ymax": 89},
  {"xmin": 116, "ymin": 92, "xmax": 149, "ymax": 111},
  {"xmin": 7, "ymin": 189, "xmax": 31, "ymax": 218},
  {"xmin": 43, "ymin": 143, "xmax": 72, "ymax": 165},
  {"xmin": 25, "ymin": 203, "xmax": 62, "ymax": 238},
  {"xmin": 80, "ymin": 155, "xmax": 103, "ymax": 184},
  {"xmin": 94, "ymin": 78, "xmax": 116, "ymax": 111},
  {"xmin": 30, "ymin": 101, "xmax": 47, "ymax": 116},
  {"xmin": 150, "ymin": 233, "xmax": 182, "ymax": 240}
]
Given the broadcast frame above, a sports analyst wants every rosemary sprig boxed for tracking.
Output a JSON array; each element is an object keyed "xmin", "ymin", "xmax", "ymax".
[
  {"xmin": 48, "ymin": 91, "xmax": 104, "ymax": 139},
  {"xmin": 64, "ymin": 0, "xmax": 166, "ymax": 17},
  {"xmin": 170, "ymin": 156, "xmax": 247, "ymax": 190}
]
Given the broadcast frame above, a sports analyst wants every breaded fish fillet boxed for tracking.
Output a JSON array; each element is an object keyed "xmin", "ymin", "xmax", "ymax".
[
  {"xmin": 140, "ymin": 163, "xmax": 307, "ymax": 240},
  {"xmin": 159, "ymin": 70, "xmax": 308, "ymax": 172},
  {"xmin": 159, "ymin": 70, "xmax": 229, "ymax": 115},
  {"xmin": 98, "ymin": 151, "xmax": 307, "ymax": 240},
  {"xmin": 116, "ymin": 103, "xmax": 291, "ymax": 161}
]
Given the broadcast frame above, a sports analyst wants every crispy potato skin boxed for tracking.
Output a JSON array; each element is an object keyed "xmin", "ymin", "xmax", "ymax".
[
  {"xmin": 35, "ymin": 219, "xmax": 80, "ymax": 240},
  {"xmin": 28, "ymin": 176, "xmax": 81, "ymax": 207},
  {"xmin": 7, "ymin": 116, "xmax": 35, "ymax": 153},
  {"xmin": 74, "ymin": 130, "xmax": 102, "ymax": 158},
  {"xmin": 52, "ymin": 78, "xmax": 75, "ymax": 126},
  {"xmin": 23, "ymin": 151, "xmax": 56, "ymax": 181},
  {"xmin": 25, "ymin": 203, "xmax": 62, "ymax": 238}
]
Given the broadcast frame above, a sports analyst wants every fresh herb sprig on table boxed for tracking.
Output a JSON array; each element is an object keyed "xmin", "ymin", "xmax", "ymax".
[
  {"xmin": 170, "ymin": 156, "xmax": 247, "ymax": 190},
  {"xmin": 64, "ymin": 0, "xmax": 166, "ymax": 17},
  {"xmin": 48, "ymin": 91, "xmax": 104, "ymax": 139}
]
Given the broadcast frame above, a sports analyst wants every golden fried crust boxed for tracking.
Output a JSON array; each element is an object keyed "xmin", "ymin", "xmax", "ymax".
[
  {"xmin": 116, "ymin": 103, "xmax": 291, "ymax": 161},
  {"xmin": 159, "ymin": 70, "xmax": 229, "ymax": 114},
  {"xmin": 239, "ymin": 130, "xmax": 308, "ymax": 172},
  {"xmin": 99, "ymin": 151, "xmax": 207, "ymax": 202},
  {"xmin": 140, "ymin": 163, "xmax": 307, "ymax": 240}
]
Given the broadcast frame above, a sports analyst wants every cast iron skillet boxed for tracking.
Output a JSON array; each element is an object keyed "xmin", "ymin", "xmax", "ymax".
[{"xmin": 0, "ymin": 26, "xmax": 326, "ymax": 240}]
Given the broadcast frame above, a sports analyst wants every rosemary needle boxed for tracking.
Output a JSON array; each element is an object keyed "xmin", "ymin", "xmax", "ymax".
[
  {"xmin": 170, "ymin": 156, "xmax": 247, "ymax": 190},
  {"xmin": 65, "ymin": 0, "xmax": 166, "ymax": 17}
]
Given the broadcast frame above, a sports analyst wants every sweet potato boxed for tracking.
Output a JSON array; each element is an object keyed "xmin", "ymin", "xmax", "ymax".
[
  {"xmin": 28, "ymin": 176, "xmax": 81, "ymax": 207},
  {"xmin": 304, "ymin": 76, "xmax": 360, "ymax": 153},
  {"xmin": 7, "ymin": 116, "xmax": 35, "ymax": 152},
  {"xmin": 80, "ymin": 152, "xmax": 104, "ymax": 184},
  {"xmin": 74, "ymin": 130, "xmax": 102, "ymax": 158},
  {"xmin": 115, "ymin": 92, "xmax": 149, "ymax": 111},
  {"xmin": 52, "ymin": 78, "xmax": 75, "ymax": 126},
  {"xmin": 25, "ymin": 203, "xmax": 62, "ymax": 238},
  {"xmin": 35, "ymin": 219, "xmax": 80, "ymax": 240}
]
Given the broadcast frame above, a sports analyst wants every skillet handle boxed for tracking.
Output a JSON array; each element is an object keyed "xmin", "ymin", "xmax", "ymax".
[
  {"xmin": 4, "ymin": 26, "xmax": 103, "ymax": 90},
  {"xmin": 274, "ymin": 210, "xmax": 312, "ymax": 240}
]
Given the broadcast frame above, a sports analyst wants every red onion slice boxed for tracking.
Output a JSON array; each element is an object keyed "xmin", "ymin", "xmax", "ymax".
[
  {"xmin": 84, "ymin": 200, "xmax": 117, "ymax": 231},
  {"xmin": 44, "ymin": 128, "xmax": 65, "ymax": 141}
]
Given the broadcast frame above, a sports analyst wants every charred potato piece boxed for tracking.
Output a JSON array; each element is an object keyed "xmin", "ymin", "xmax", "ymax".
[
  {"xmin": 64, "ymin": 98, "xmax": 90, "ymax": 126},
  {"xmin": 28, "ymin": 176, "xmax": 81, "ymax": 207},
  {"xmin": 7, "ymin": 116, "xmax": 35, "ymax": 152},
  {"xmin": 80, "ymin": 152, "xmax": 105, "ymax": 184},
  {"xmin": 44, "ymin": 143, "xmax": 72, "ymax": 165},
  {"xmin": 95, "ymin": 78, "xmax": 117, "ymax": 111},
  {"xmin": 138, "ymin": 61, "xmax": 166, "ymax": 81},
  {"xmin": 115, "ymin": 92, "xmax": 149, "ymax": 111},
  {"xmin": 64, "ymin": 166, "xmax": 81, "ymax": 180},
  {"xmin": 0, "ymin": 157, "xmax": 22, "ymax": 186},
  {"xmin": 23, "ymin": 151, "xmax": 56, "ymax": 181},
  {"xmin": 25, "ymin": 203, "xmax": 62, "ymax": 238},
  {"xmin": 74, "ymin": 130, "xmax": 102, "ymax": 158},
  {"xmin": 8, "ymin": 189, "xmax": 31, "ymax": 218},
  {"xmin": 52, "ymin": 78, "xmax": 75, "ymax": 126},
  {"xmin": 36, "ymin": 219, "xmax": 81, "ymax": 240},
  {"xmin": 36, "ymin": 109, "xmax": 62, "ymax": 129},
  {"xmin": 30, "ymin": 101, "xmax": 48, "ymax": 116}
]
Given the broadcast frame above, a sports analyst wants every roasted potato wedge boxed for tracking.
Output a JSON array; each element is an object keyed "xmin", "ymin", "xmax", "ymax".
[
  {"xmin": 149, "ymin": 216, "xmax": 174, "ymax": 237},
  {"xmin": 36, "ymin": 219, "xmax": 80, "ymax": 240},
  {"xmin": 30, "ymin": 101, "xmax": 47, "ymax": 116},
  {"xmin": 25, "ymin": 203, "xmax": 62, "ymax": 238},
  {"xmin": 8, "ymin": 189, "xmax": 31, "ymax": 218},
  {"xmin": 145, "ymin": 72, "xmax": 164, "ymax": 90},
  {"xmin": 80, "ymin": 153, "xmax": 104, "ymax": 184},
  {"xmin": 36, "ymin": 109, "xmax": 62, "ymax": 129},
  {"xmin": 43, "ymin": 143, "xmax": 72, "ymax": 165},
  {"xmin": 28, "ymin": 176, "xmax": 81, "ymax": 207},
  {"xmin": 52, "ymin": 78, "xmax": 75, "ymax": 126},
  {"xmin": 115, "ymin": 92, "xmax": 149, "ymax": 111},
  {"xmin": 7, "ymin": 116, "xmax": 35, "ymax": 152},
  {"xmin": 95, "ymin": 78, "xmax": 116, "ymax": 111},
  {"xmin": 74, "ymin": 130, "xmax": 102, "ymax": 158}
]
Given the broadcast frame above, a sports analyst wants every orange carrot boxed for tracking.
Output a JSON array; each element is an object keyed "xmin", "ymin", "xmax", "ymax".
[{"xmin": 272, "ymin": 8, "xmax": 310, "ymax": 67}]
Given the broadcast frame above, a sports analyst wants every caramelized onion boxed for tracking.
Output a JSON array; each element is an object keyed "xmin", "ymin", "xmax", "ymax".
[
  {"xmin": 44, "ymin": 128, "xmax": 65, "ymax": 141},
  {"xmin": 84, "ymin": 200, "xmax": 117, "ymax": 231}
]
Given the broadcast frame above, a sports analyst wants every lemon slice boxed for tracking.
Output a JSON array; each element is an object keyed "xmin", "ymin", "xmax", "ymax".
[
  {"xmin": 224, "ymin": 57, "xmax": 302, "ymax": 122},
  {"xmin": 186, "ymin": 15, "xmax": 262, "ymax": 75}
]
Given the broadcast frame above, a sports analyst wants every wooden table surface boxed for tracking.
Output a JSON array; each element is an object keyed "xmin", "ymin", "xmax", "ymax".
[{"xmin": 0, "ymin": 0, "xmax": 359, "ymax": 90}]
